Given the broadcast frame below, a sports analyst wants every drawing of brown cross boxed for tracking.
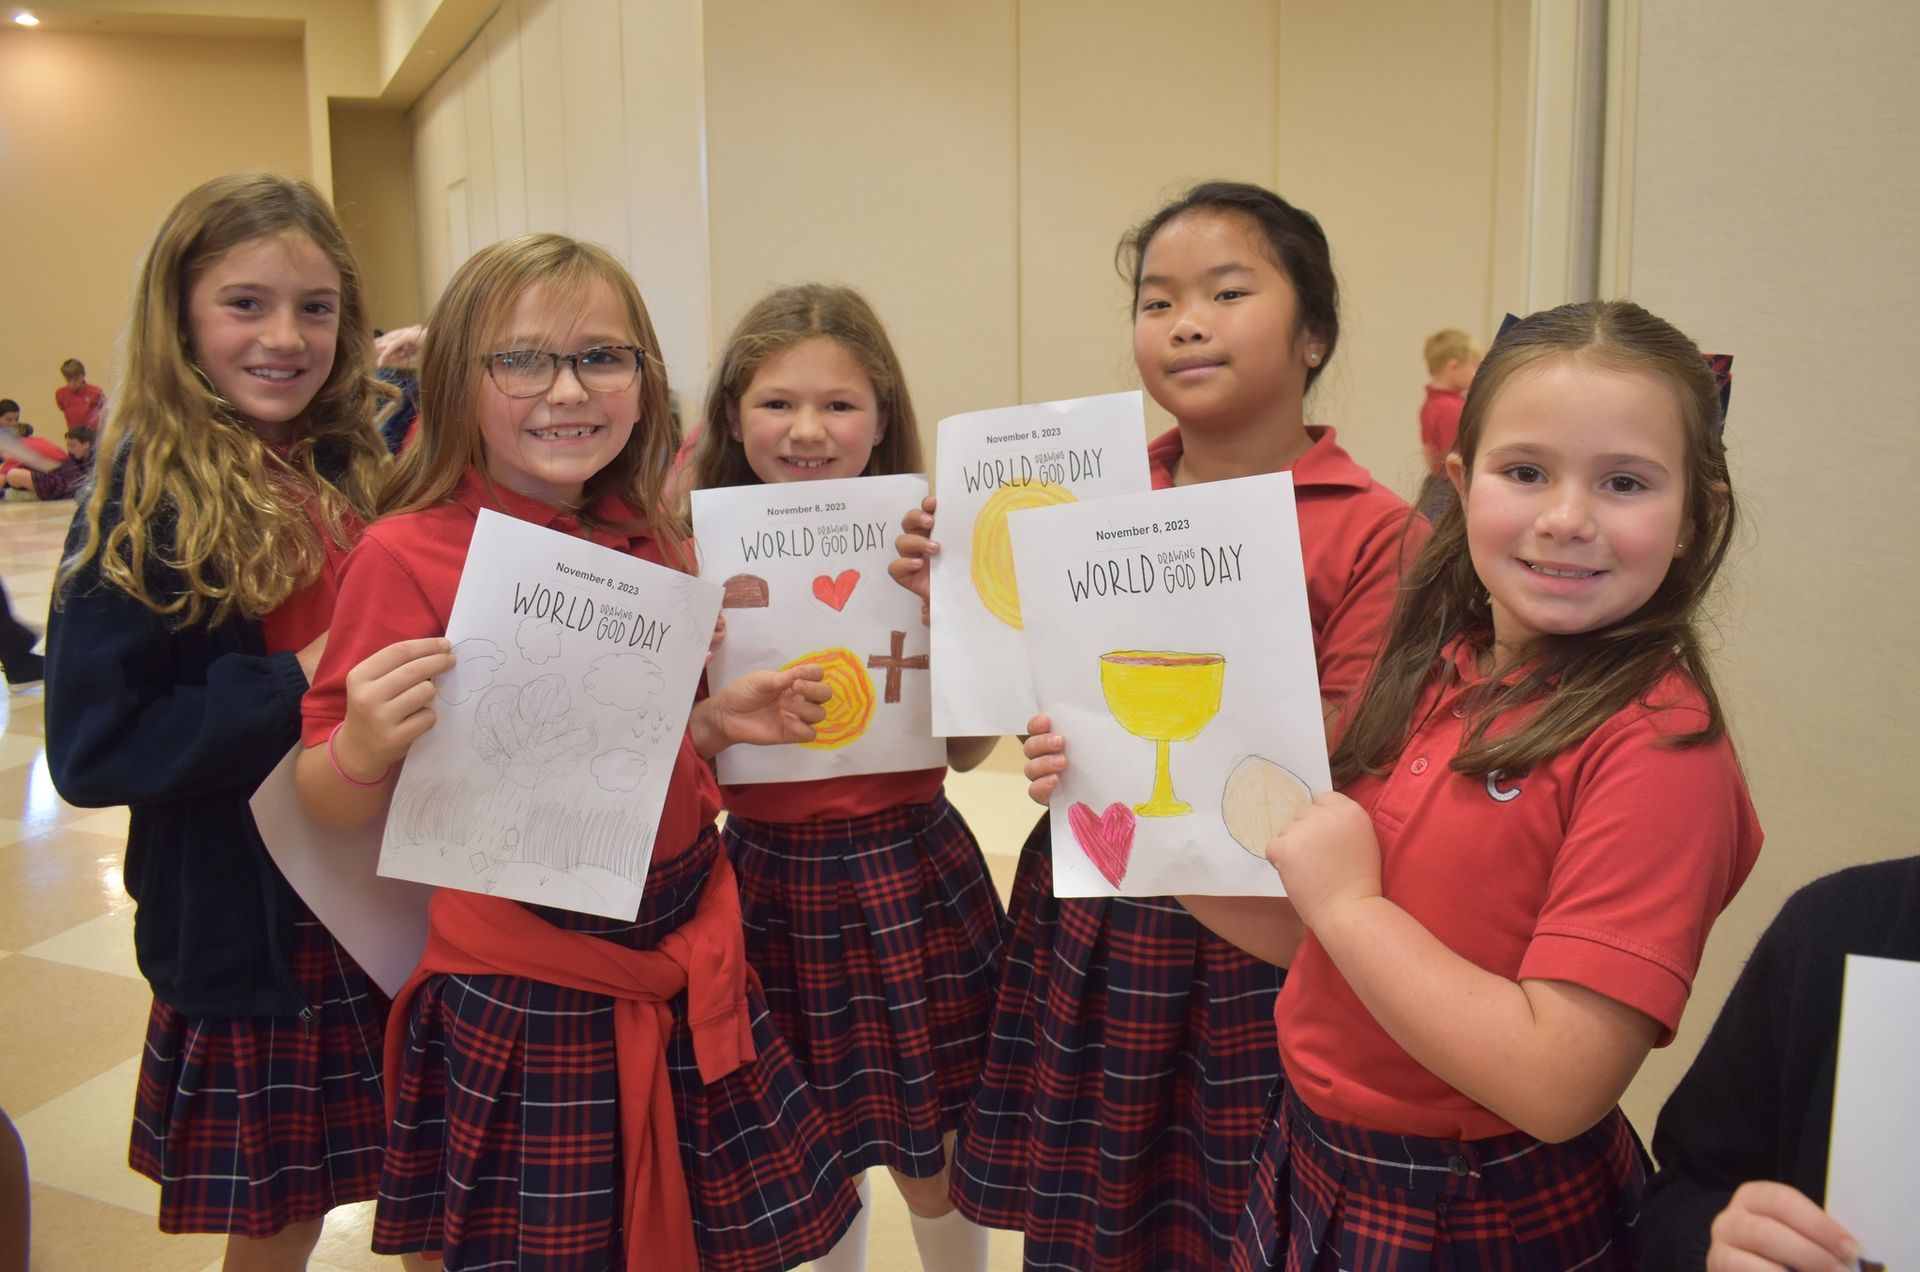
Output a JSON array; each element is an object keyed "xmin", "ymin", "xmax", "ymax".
[{"xmin": 867, "ymin": 630, "xmax": 929, "ymax": 703}]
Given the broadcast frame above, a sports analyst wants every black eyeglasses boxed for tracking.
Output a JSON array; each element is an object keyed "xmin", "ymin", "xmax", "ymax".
[{"xmin": 481, "ymin": 345, "xmax": 646, "ymax": 398}]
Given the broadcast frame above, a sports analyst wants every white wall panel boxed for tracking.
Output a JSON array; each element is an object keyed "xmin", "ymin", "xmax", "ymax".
[
  {"xmin": 485, "ymin": 1, "xmax": 530, "ymax": 239},
  {"xmin": 560, "ymin": 0, "xmax": 631, "ymax": 259},
  {"xmin": 517, "ymin": 0, "xmax": 570, "ymax": 236}
]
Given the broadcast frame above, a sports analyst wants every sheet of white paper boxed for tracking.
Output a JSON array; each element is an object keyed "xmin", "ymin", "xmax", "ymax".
[
  {"xmin": 251, "ymin": 746, "xmax": 432, "ymax": 998},
  {"xmin": 929, "ymin": 391, "xmax": 1153, "ymax": 735},
  {"xmin": 378, "ymin": 509, "xmax": 722, "ymax": 921},
  {"xmin": 1009, "ymin": 472, "xmax": 1329, "ymax": 897},
  {"xmin": 1825, "ymin": 953, "xmax": 1920, "ymax": 1267},
  {"xmin": 694, "ymin": 473, "xmax": 944, "ymax": 782}
]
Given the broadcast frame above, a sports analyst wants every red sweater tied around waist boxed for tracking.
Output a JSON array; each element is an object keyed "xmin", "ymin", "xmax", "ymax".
[{"xmin": 385, "ymin": 857, "xmax": 757, "ymax": 1272}]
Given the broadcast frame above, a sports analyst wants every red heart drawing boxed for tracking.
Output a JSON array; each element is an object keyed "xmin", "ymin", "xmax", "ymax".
[
  {"xmin": 812, "ymin": 569, "xmax": 860, "ymax": 611},
  {"xmin": 1068, "ymin": 800, "xmax": 1135, "ymax": 889}
]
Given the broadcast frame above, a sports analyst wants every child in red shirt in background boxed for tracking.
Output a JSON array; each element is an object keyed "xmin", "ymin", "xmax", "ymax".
[
  {"xmin": 297, "ymin": 233, "xmax": 858, "ymax": 1271},
  {"xmin": 54, "ymin": 358, "xmax": 106, "ymax": 432},
  {"xmin": 0, "ymin": 402, "xmax": 67, "ymax": 486},
  {"xmin": 1192, "ymin": 300, "xmax": 1760, "ymax": 1269},
  {"xmin": 0, "ymin": 425, "xmax": 93, "ymax": 499},
  {"xmin": 686, "ymin": 284, "xmax": 1006, "ymax": 1272},
  {"xmin": 1414, "ymin": 327, "xmax": 1480, "ymax": 521},
  {"xmin": 899, "ymin": 181, "xmax": 1423, "ymax": 1271}
]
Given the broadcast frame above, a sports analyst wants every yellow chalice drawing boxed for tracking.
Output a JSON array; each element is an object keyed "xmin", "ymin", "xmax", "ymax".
[{"xmin": 1098, "ymin": 650, "xmax": 1225, "ymax": 817}]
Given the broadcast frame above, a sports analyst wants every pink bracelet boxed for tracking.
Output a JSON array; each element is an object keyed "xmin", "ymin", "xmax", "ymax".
[{"xmin": 327, "ymin": 721, "xmax": 391, "ymax": 788}]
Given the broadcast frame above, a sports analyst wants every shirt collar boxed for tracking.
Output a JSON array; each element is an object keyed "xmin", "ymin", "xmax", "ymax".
[
  {"xmin": 453, "ymin": 466, "xmax": 651, "ymax": 552},
  {"xmin": 1146, "ymin": 424, "xmax": 1374, "ymax": 493}
]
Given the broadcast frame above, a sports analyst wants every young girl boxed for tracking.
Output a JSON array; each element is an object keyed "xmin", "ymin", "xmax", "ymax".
[
  {"xmin": 1227, "ymin": 300, "xmax": 1762, "ymax": 1268},
  {"xmin": 896, "ymin": 182, "xmax": 1423, "ymax": 1270},
  {"xmin": 687, "ymin": 284, "xmax": 1008, "ymax": 1272},
  {"xmin": 43, "ymin": 172, "xmax": 394, "ymax": 1268},
  {"xmin": 294, "ymin": 235, "xmax": 858, "ymax": 1271}
]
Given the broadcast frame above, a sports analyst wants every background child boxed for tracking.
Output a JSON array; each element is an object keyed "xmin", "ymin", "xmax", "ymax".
[
  {"xmin": 0, "ymin": 424, "xmax": 93, "ymax": 499},
  {"xmin": 0, "ymin": 578, "xmax": 40, "ymax": 688},
  {"xmin": 900, "ymin": 181, "xmax": 1422, "ymax": 1270},
  {"xmin": 688, "ymin": 283, "xmax": 1006, "ymax": 1272},
  {"xmin": 1634, "ymin": 855, "xmax": 1919, "ymax": 1271},
  {"xmin": 43, "ymin": 171, "xmax": 394, "ymax": 1269},
  {"xmin": 0, "ymin": 402, "xmax": 68, "ymax": 489},
  {"xmin": 53, "ymin": 357, "xmax": 106, "ymax": 433},
  {"xmin": 296, "ymin": 234, "xmax": 859, "ymax": 1271},
  {"xmin": 1413, "ymin": 326, "xmax": 1479, "ymax": 520},
  {"xmin": 1227, "ymin": 299, "xmax": 1762, "ymax": 1269}
]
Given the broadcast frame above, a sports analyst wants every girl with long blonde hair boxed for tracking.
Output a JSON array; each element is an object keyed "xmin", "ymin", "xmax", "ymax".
[{"xmin": 45, "ymin": 170, "xmax": 394, "ymax": 1269}]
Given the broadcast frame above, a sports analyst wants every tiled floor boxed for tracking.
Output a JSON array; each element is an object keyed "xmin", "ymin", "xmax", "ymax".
[{"xmin": 0, "ymin": 493, "xmax": 1029, "ymax": 1269}]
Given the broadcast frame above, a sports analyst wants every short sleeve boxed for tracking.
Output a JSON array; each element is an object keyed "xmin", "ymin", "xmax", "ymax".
[
  {"xmin": 1314, "ymin": 507, "xmax": 1426, "ymax": 706},
  {"xmin": 300, "ymin": 534, "xmax": 445, "ymax": 746},
  {"xmin": 1519, "ymin": 709, "xmax": 1761, "ymax": 1040}
]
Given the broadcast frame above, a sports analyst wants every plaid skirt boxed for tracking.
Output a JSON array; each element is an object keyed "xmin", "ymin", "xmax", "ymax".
[
  {"xmin": 724, "ymin": 793, "xmax": 1008, "ymax": 1179},
  {"xmin": 130, "ymin": 909, "xmax": 390, "ymax": 1236},
  {"xmin": 1232, "ymin": 1086, "xmax": 1646, "ymax": 1271},
  {"xmin": 373, "ymin": 827, "xmax": 858, "ymax": 1271},
  {"xmin": 951, "ymin": 814, "xmax": 1287, "ymax": 1270}
]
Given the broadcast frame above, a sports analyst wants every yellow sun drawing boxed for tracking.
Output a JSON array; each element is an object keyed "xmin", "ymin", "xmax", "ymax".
[
  {"xmin": 783, "ymin": 647, "xmax": 876, "ymax": 749},
  {"xmin": 971, "ymin": 481, "xmax": 1077, "ymax": 628}
]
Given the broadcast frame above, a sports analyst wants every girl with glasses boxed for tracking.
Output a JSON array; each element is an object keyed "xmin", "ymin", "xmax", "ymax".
[{"xmin": 295, "ymin": 234, "xmax": 859, "ymax": 1271}]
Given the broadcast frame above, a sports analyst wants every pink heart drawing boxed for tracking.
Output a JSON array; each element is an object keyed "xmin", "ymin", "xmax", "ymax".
[
  {"xmin": 812, "ymin": 569, "xmax": 860, "ymax": 611},
  {"xmin": 1068, "ymin": 800, "xmax": 1136, "ymax": 889}
]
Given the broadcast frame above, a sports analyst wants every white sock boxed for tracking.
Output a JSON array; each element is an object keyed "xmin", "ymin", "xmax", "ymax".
[
  {"xmin": 907, "ymin": 1206, "xmax": 990, "ymax": 1272},
  {"xmin": 809, "ymin": 1173, "xmax": 872, "ymax": 1272}
]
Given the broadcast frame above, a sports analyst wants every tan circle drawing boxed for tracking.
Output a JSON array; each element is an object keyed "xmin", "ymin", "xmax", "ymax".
[
  {"xmin": 971, "ymin": 481, "xmax": 1077, "ymax": 628},
  {"xmin": 1220, "ymin": 756, "xmax": 1313, "ymax": 857}
]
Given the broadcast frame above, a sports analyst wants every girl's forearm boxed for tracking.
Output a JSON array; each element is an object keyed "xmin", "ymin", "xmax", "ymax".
[{"xmin": 294, "ymin": 738, "xmax": 395, "ymax": 829}]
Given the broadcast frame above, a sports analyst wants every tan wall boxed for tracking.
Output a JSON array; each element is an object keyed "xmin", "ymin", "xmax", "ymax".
[
  {"xmin": 704, "ymin": 0, "xmax": 1020, "ymax": 439},
  {"xmin": 406, "ymin": 0, "xmax": 1516, "ymax": 478},
  {"xmin": 1274, "ymin": 0, "xmax": 1521, "ymax": 494},
  {"xmin": 330, "ymin": 103, "xmax": 425, "ymax": 331},
  {"xmin": 406, "ymin": 0, "xmax": 713, "ymax": 409},
  {"xmin": 1615, "ymin": 0, "xmax": 1920, "ymax": 1137},
  {"xmin": 0, "ymin": 27, "xmax": 309, "ymax": 426}
]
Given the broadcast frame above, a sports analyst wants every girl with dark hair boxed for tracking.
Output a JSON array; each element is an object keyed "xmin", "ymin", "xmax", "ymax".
[
  {"xmin": 1224, "ymin": 300, "xmax": 1762, "ymax": 1269},
  {"xmin": 897, "ymin": 181, "xmax": 1422, "ymax": 1269}
]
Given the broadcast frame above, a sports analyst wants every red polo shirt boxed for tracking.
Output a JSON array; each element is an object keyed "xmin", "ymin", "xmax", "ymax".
[
  {"xmin": 303, "ymin": 467, "xmax": 722, "ymax": 857},
  {"xmin": 1147, "ymin": 425, "xmax": 1423, "ymax": 708},
  {"xmin": 1275, "ymin": 644, "xmax": 1762, "ymax": 1138},
  {"xmin": 1419, "ymin": 386, "xmax": 1465, "ymax": 473},
  {"xmin": 55, "ymin": 382, "xmax": 106, "ymax": 431}
]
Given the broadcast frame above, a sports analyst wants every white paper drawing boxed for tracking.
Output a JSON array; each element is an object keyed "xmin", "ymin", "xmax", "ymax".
[
  {"xmin": 693, "ymin": 473, "xmax": 944, "ymax": 783},
  {"xmin": 1825, "ymin": 953, "xmax": 1920, "ymax": 1268},
  {"xmin": 1008, "ymin": 472, "xmax": 1330, "ymax": 897},
  {"xmin": 929, "ymin": 392, "xmax": 1153, "ymax": 736},
  {"xmin": 378, "ymin": 509, "xmax": 722, "ymax": 920},
  {"xmin": 252, "ymin": 746, "xmax": 431, "ymax": 997}
]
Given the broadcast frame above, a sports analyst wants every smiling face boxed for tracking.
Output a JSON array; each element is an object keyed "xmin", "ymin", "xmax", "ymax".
[
  {"xmin": 184, "ymin": 231, "xmax": 341, "ymax": 441},
  {"xmin": 1449, "ymin": 357, "xmax": 1692, "ymax": 667},
  {"xmin": 1130, "ymin": 210, "xmax": 1321, "ymax": 431},
  {"xmin": 733, "ymin": 336, "xmax": 882, "ymax": 483},
  {"xmin": 476, "ymin": 279, "xmax": 639, "ymax": 506}
]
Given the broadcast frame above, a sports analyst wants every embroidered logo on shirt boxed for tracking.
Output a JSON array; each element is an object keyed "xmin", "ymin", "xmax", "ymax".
[{"xmin": 1486, "ymin": 770, "xmax": 1522, "ymax": 803}]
